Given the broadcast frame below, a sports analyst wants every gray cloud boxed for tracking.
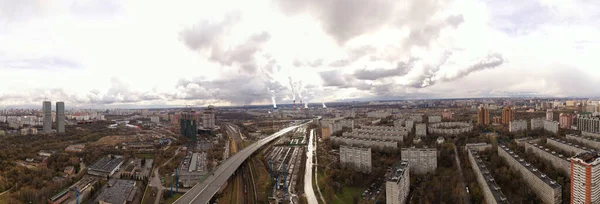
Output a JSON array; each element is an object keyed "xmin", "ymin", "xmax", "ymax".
[
  {"xmin": 319, "ymin": 69, "xmax": 372, "ymax": 90},
  {"xmin": 439, "ymin": 53, "xmax": 504, "ymax": 82},
  {"xmin": 353, "ymin": 58, "xmax": 418, "ymax": 80},
  {"xmin": 277, "ymin": 0, "xmax": 396, "ymax": 44},
  {"xmin": 405, "ymin": 14, "xmax": 464, "ymax": 48},
  {"xmin": 180, "ymin": 13, "xmax": 271, "ymax": 74}
]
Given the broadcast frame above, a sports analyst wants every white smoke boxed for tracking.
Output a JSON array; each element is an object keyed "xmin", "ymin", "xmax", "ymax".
[
  {"xmin": 288, "ymin": 76, "xmax": 296, "ymax": 101},
  {"xmin": 270, "ymin": 89, "xmax": 277, "ymax": 108},
  {"xmin": 322, "ymin": 102, "xmax": 326, "ymax": 108}
]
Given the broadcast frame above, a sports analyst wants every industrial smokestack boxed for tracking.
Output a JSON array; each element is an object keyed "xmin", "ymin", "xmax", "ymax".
[{"xmin": 293, "ymin": 100, "xmax": 296, "ymax": 109}]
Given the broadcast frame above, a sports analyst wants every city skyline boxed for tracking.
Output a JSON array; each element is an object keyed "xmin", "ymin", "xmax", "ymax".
[{"xmin": 2, "ymin": 0, "xmax": 600, "ymax": 108}]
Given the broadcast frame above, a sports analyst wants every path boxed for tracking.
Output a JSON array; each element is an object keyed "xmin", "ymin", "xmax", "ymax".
[
  {"xmin": 454, "ymin": 145, "xmax": 471, "ymax": 204},
  {"xmin": 150, "ymin": 146, "xmax": 182, "ymax": 204},
  {"xmin": 313, "ymin": 132, "xmax": 326, "ymax": 204},
  {"xmin": 304, "ymin": 129, "xmax": 318, "ymax": 204}
]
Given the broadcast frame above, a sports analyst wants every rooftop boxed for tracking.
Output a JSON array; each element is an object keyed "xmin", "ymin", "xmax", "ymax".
[
  {"xmin": 500, "ymin": 145, "xmax": 561, "ymax": 189},
  {"xmin": 468, "ymin": 148, "xmax": 510, "ymax": 204},
  {"xmin": 528, "ymin": 141, "xmax": 569, "ymax": 161},
  {"xmin": 93, "ymin": 179, "xmax": 136, "ymax": 204},
  {"xmin": 88, "ymin": 156, "xmax": 124, "ymax": 173},
  {"xmin": 387, "ymin": 161, "xmax": 409, "ymax": 183},
  {"xmin": 572, "ymin": 151, "xmax": 600, "ymax": 165}
]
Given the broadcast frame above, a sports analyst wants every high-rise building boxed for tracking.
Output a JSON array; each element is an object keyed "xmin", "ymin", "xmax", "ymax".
[
  {"xmin": 577, "ymin": 115, "xmax": 600, "ymax": 133},
  {"xmin": 56, "ymin": 102, "xmax": 65, "ymax": 133},
  {"xmin": 401, "ymin": 148, "xmax": 436, "ymax": 174},
  {"xmin": 559, "ymin": 113, "xmax": 573, "ymax": 129},
  {"xmin": 386, "ymin": 161, "xmax": 410, "ymax": 204},
  {"xmin": 477, "ymin": 105, "xmax": 490, "ymax": 125},
  {"xmin": 180, "ymin": 110, "xmax": 197, "ymax": 141},
  {"xmin": 202, "ymin": 105, "xmax": 215, "ymax": 129},
  {"xmin": 339, "ymin": 145, "xmax": 372, "ymax": 173},
  {"xmin": 502, "ymin": 106, "xmax": 515, "ymax": 125},
  {"xmin": 570, "ymin": 152, "xmax": 600, "ymax": 204},
  {"xmin": 547, "ymin": 109, "xmax": 554, "ymax": 121},
  {"xmin": 43, "ymin": 101, "xmax": 52, "ymax": 133}
]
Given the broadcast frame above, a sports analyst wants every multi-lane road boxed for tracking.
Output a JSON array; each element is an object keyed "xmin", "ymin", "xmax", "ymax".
[{"xmin": 174, "ymin": 124, "xmax": 304, "ymax": 204}]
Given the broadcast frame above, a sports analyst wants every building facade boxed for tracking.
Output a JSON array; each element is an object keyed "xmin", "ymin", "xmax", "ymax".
[
  {"xmin": 478, "ymin": 106, "xmax": 490, "ymax": 125},
  {"xmin": 56, "ymin": 102, "xmax": 65, "ymax": 133},
  {"xmin": 498, "ymin": 145, "xmax": 561, "ymax": 204},
  {"xmin": 502, "ymin": 106, "xmax": 515, "ymax": 125},
  {"xmin": 202, "ymin": 105, "xmax": 216, "ymax": 129},
  {"xmin": 522, "ymin": 140, "xmax": 570, "ymax": 175},
  {"xmin": 466, "ymin": 143, "xmax": 510, "ymax": 204},
  {"xmin": 415, "ymin": 124, "xmax": 427, "ymax": 137},
  {"xmin": 386, "ymin": 161, "xmax": 410, "ymax": 204},
  {"xmin": 340, "ymin": 145, "xmax": 372, "ymax": 173},
  {"xmin": 509, "ymin": 120, "xmax": 527, "ymax": 132},
  {"xmin": 43, "ymin": 101, "xmax": 52, "ymax": 133},
  {"xmin": 428, "ymin": 115, "xmax": 442, "ymax": 123},
  {"xmin": 427, "ymin": 122, "xmax": 473, "ymax": 135},
  {"xmin": 330, "ymin": 136, "xmax": 397, "ymax": 152},
  {"xmin": 401, "ymin": 148, "xmax": 437, "ymax": 174},
  {"xmin": 546, "ymin": 109, "xmax": 554, "ymax": 121},
  {"xmin": 577, "ymin": 115, "xmax": 600, "ymax": 133},
  {"xmin": 559, "ymin": 113, "xmax": 573, "ymax": 129},
  {"xmin": 571, "ymin": 152, "xmax": 600, "ymax": 204}
]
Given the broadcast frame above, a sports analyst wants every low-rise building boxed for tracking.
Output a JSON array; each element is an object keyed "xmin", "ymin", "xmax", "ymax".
[
  {"xmin": 386, "ymin": 161, "xmax": 410, "ymax": 204},
  {"xmin": 497, "ymin": 145, "xmax": 561, "ymax": 204},
  {"xmin": 340, "ymin": 145, "xmax": 372, "ymax": 173},
  {"xmin": 88, "ymin": 155, "xmax": 124, "ymax": 177},
  {"xmin": 65, "ymin": 144, "xmax": 85, "ymax": 153},
  {"xmin": 401, "ymin": 148, "xmax": 437, "ymax": 174},
  {"xmin": 92, "ymin": 179, "xmax": 137, "ymax": 204},
  {"xmin": 466, "ymin": 143, "xmax": 509, "ymax": 204},
  {"xmin": 509, "ymin": 120, "xmax": 527, "ymax": 132}
]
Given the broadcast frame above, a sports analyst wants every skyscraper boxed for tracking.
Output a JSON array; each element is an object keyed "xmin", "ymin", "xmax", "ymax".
[
  {"xmin": 570, "ymin": 152, "xmax": 600, "ymax": 204},
  {"xmin": 202, "ymin": 105, "xmax": 215, "ymax": 129},
  {"xmin": 180, "ymin": 109, "xmax": 197, "ymax": 141},
  {"xmin": 56, "ymin": 102, "xmax": 65, "ymax": 133},
  {"xmin": 477, "ymin": 105, "xmax": 490, "ymax": 125},
  {"xmin": 43, "ymin": 101, "xmax": 52, "ymax": 133},
  {"xmin": 502, "ymin": 106, "xmax": 515, "ymax": 125}
]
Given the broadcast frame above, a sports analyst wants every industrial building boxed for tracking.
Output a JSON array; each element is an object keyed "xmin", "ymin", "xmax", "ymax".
[
  {"xmin": 88, "ymin": 155, "xmax": 124, "ymax": 177},
  {"xmin": 202, "ymin": 105, "xmax": 216, "ymax": 129},
  {"xmin": 498, "ymin": 145, "xmax": 561, "ymax": 204},
  {"xmin": 178, "ymin": 152, "xmax": 209, "ymax": 187},
  {"xmin": 509, "ymin": 120, "xmax": 527, "ymax": 132},
  {"xmin": 570, "ymin": 151, "xmax": 600, "ymax": 204},
  {"xmin": 386, "ymin": 161, "xmax": 410, "ymax": 204},
  {"xmin": 577, "ymin": 115, "xmax": 600, "ymax": 133},
  {"xmin": 330, "ymin": 136, "xmax": 397, "ymax": 152},
  {"xmin": 339, "ymin": 145, "xmax": 372, "ymax": 173},
  {"xmin": 56, "ymin": 101, "xmax": 65, "ymax": 133},
  {"xmin": 401, "ymin": 148, "xmax": 437, "ymax": 174},
  {"xmin": 466, "ymin": 143, "xmax": 509, "ymax": 204},
  {"xmin": 92, "ymin": 179, "xmax": 137, "ymax": 204},
  {"xmin": 43, "ymin": 101, "xmax": 52, "ymax": 133},
  {"xmin": 427, "ymin": 122, "xmax": 473, "ymax": 135}
]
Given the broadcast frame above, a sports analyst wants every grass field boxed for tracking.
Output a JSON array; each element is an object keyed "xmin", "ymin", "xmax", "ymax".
[
  {"xmin": 332, "ymin": 187, "xmax": 363, "ymax": 204},
  {"xmin": 164, "ymin": 193, "xmax": 183, "ymax": 204}
]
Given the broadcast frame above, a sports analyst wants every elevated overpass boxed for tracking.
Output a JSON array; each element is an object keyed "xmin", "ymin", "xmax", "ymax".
[{"xmin": 174, "ymin": 124, "xmax": 304, "ymax": 203}]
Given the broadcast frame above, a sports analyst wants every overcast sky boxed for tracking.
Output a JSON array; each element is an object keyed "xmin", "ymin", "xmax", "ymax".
[{"xmin": 1, "ymin": 0, "xmax": 599, "ymax": 108}]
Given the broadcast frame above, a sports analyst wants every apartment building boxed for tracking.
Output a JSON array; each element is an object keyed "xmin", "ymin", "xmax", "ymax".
[
  {"xmin": 427, "ymin": 122, "xmax": 473, "ymax": 135},
  {"xmin": 401, "ymin": 148, "xmax": 437, "ymax": 174},
  {"xmin": 415, "ymin": 124, "xmax": 427, "ymax": 137},
  {"xmin": 566, "ymin": 134, "xmax": 600, "ymax": 150},
  {"xmin": 386, "ymin": 161, "xmax": 410, "ymax": 204},
  {"xmin": 498, "ymin": 145, "xmax": 561, "ymax": 204},
  {"xmin": 571, "ymin": 152, "xmax": 600, "ymax": 204},
  {"xmin": 340, "ymin": 145, "xmax": 372, "ymax": 173},
  {"xmin": 428, "ymin": 115, "xmax": 442, "ymax": 123},
  {"xmin": 521, "ymin": 140, "xmax": 570, "ymax": 175},
  {"xmin": 509, "ymin": 120, "xmax": 527, "ymax": 132},
  {"xmin": 466, "ymin": 143, "xmax": 509, "ymax": 204},
  {"xmin": 577, "ymin": 115, "xmax": 600, "ymax": 133},
  {"xmin": 342, "ymin": 132, "xmax": 403, "ymax": 142},
  {"xmin": 559, "ymin": 113, "xmax": 573, "ymax": 129},
  {"xmin": 330, "ymin": 136, "xmax": 397, "ymax": 152},
  {"xmin": 546, "ymin": 137, "xmax": 589, "ymax": 156}
]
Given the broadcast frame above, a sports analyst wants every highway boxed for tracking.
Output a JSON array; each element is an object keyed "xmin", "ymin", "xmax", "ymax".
[{"xmin": 174, "ymin": 124, "xmax": 304, "ymax": 204}]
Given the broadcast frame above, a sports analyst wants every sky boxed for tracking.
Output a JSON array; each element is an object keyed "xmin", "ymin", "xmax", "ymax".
[{"xmin": 1, "ymin": 0, "xmax": 600, "ymax": 108}]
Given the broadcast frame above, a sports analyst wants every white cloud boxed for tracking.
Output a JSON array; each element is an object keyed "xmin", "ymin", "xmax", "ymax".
[{"xmin": 0, "ymin": 0, "xmax": 599, "ymax": 108}]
